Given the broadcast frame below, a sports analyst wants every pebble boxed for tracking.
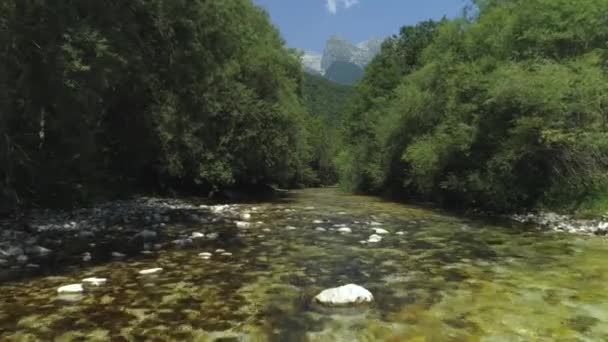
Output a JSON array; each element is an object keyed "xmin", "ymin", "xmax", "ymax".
[
  {"xmin": 82, "ymin": 277, "xmax": 107, "ymax": 286},
  {"xmin": 57, "ymin": 284, "xmax": 84, "ymax": 293},
  {"xmin": 368, "ymin": 234, "xmax": 382, "ymax": 243},
  {"xmin": 139, "ymin": 268, "xmax": 163, "ymax": 275},
  {"xmin": 190, "ymin": 232, "xmax": 205, "ymax": 239},
  {"xmin": 373, "ymin": 228, "xmax": 389, "ymax": 235}
]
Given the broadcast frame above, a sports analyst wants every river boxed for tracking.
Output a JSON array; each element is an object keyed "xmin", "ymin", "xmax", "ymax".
[{"xmin": 1, "ymin": 188, "xmax": 608, "ymax": 341}]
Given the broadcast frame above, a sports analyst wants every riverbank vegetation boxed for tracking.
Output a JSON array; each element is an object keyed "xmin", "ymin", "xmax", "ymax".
[
  {"xmin": 338, "ymin": 0, "xmax": 608, "ymax": 214},
  {"xmin": 0, "ymin": 0, "xmax": 344, "ymax": 212}
]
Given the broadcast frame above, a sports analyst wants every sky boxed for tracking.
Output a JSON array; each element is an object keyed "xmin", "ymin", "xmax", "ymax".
[{"xmin": 253, "ymin": 0, "xmax": 468, "ymax": 52}]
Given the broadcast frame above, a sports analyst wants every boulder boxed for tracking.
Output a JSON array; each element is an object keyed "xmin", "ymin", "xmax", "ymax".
[{"xmin": 314, "ymin": 284, "xmax": 373, "ymax": 306}]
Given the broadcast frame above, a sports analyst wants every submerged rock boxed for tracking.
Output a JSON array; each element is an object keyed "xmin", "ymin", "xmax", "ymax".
[
  {"xmin": 314, "ymin": 284, "xmax": 374, "ymax": 306},
  {"xmin": 315, "ymin": 227, "xmax": 327, "ymax": 232},
  {"xmin": 57, "ymin": 284, "xmax": 84, "ymax": 293},
  {"xmin": 338, "ymin": 227, "xmax": 352, "ymax": 234},
  {"xmin": 111, "ymin": 252, "xmax": 126, "ymax": 258},
  {"xmin": 373, "ymin": 228, "xmax": 389, "ymax": 235}
]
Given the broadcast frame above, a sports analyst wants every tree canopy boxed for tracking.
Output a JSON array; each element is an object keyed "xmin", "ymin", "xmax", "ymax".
[{"xmin": 338, "ymin": 0, "xmax": 608, "ymax": 213}]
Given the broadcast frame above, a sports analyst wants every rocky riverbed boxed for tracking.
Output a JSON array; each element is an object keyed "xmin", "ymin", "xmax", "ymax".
[
  {"xmin": 0, "ymin": 197, "xmax": 257, "ymax": 280},
  {"xmin": 511, "ymin": 211, "xmax": 608, "ymax": 236}
]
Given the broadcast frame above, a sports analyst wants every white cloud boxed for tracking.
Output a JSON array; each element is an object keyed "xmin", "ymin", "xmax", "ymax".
[{"xmin": 326, "ymin": 0, "xmax": 359, "ymax": 14}]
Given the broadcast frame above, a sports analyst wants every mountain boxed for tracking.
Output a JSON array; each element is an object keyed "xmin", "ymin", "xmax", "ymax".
[
  {"xmin": 300, "ymin": 51, "xmax": 323, "ymax": 75},
  {"xmin": 321, "ymin": 36, "xmax": 383, "ymax": 72},
  {"xmin": 298, "ymin": 36, "xmax": 384, "ymax": 84}
]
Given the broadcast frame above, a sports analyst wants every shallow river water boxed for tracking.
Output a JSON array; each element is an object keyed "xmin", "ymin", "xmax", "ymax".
[{"xmin": 1, "ymin": 188, "xmax": 608, "ymax": 341}]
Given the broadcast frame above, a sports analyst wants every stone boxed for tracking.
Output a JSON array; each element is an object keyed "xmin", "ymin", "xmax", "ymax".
[
  {"xmin": 199, "ymin": 252, "xmax": 212, "ymax": 258},
  {"xmin": 370, "ymin": 222, "xmax": 382, "ymax": 226},
  {"xmin": 396, "ymin": 231, "xmax": 405, "ymax": 236},
  {"xmin": 111, "ymin": 252, "xmax": 126, "ymax": 258},
  {"xmin": 57, "ymin": 284, "xmax": 84, "ymax": 294},
  {"xmin": 221, "ymin": 252, "xmax": 233, "ymax": 256},
  {"xmin": 16, "ymin": 255, "xmax": 28, "ymax": 264},
  {"xmin": 314, "ymin": 284, "xmax": 374, "ymax": 306},
  {"xmin": 240, "ymin": 213, "xmax": 252, "ymax": 221},
  {"xmin": 235, "ymin": 221, "xmax": 251, "ymax": 229},
  {"xmin": 368, "ymin": 234, "xmax": 382, "ymax": 243},
  {"xmin": 215, "ymin": 249, "xmax": 226, "ymax": 253},
  {"xmin": 315, "ymin": 227, "xmax": 327, "ymax": 232},
  {"xmin": 313, "ymin": 220, "xmax": 324, "ymax": 224},
  {"xmin": 82, "ymin": 277, "xmax": 107, "ymax": 286},
  {"xmin": 82, "ymin": 252, "xmax": 92, "ymax": 262},
  {"xmin": 338, "ymin": 227, "xmax": 352, "ymax": 234},
  {"xmin": 27, "ymin": 246, "xmax": 52, "ymax": 256},
  {"xmin": 190, "ymin": 232, "xmax": 205, "ymax": 239},
  {"xmin": 139, "ymin": 268, "xmax": 163, "ymax": 275},
  {"xmin": 206, "ymin": 232, "xmax": 219, "ymax": 240},
  {"xmin": 0, "ymin": 246, "xmax": 23, "ymax": 257},
  {"xmin": 373, "ymin": 228, "xmax": 389, "ymax": 235},
  {"xmin": 286, "ymin": 226, "xmax": 297, "ymax": 231}
]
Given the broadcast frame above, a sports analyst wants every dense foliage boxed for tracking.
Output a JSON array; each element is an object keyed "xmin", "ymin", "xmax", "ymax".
[
  {"xmin": 339, "ymin": 0, "xmax": 608, "ymax": 213},
  {"xmin": 0, "ymin": 0, "xmax": 320, "ymax": 210},
  {"xmin": 301, "ymin": 74, "xmax": 353, "ymax": 184},
  {"xmin": 324, "ymin": 61, "xmax": 364, "ymax": 85}
]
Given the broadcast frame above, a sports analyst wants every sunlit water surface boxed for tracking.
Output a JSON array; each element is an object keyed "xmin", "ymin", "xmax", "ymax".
[{"xmin": 1, "ymin": 188, "xmax": 608, "ymax": 341}]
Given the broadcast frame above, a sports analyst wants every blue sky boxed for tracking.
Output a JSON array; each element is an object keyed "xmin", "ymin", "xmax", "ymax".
[{"xmin": 253, "ymin": 0, "xmax": 468, "ymax": 52}]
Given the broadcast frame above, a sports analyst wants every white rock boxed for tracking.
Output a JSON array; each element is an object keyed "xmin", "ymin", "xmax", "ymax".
[
  {"xmin": 190, "ymin": 232, "xmax": 205, "ymax": 239},
  {"xmin": 199, "ymin": 252, "xmax": 213, "ymax": 258},
  {"xmin": 82, "ymin": 277, "xmax": 107, "ymax": 286},
  {"xmin": 221, "ymin": 252, "xmax": 233, "ymax": 256},
  {"xmin": 370, "ymin": 222, "xmax": 382, "ymax": 226},
  {"xmin": 262, "ymin": 228, "xmax": 272, "ymax": 232},
  {"xmin": 240, "ymin": 213, "xmax": 252, "ymax": 221},
  {"xmin": 57, "ymin": 284, "xmax": 84, "ymax": 293},
  {"xmin": 286, "ymin": 226, "xmax": 297, "ymax": 231},
  {"xmin": 368, "ymin": 234, "xmax": 382, "ymax": 243},
  {"xmin": 111, "ymin": 252, "xmax": 126, "ymax": 258},
  {"xmin": 139, "ymin": 268, "xmax": 163, "ymax": 275},
  {"xmin": 315, "ymin": 227, "xmax": 327, "ymax": 232},
  {"xmin": 396, "ymin": 231, "xmax": 405, "ymax": 236},
  {"xmin": 373, "ymin": 228, "xmax": 389, "ymax": 235},
  {"xmin": 215, "ymin": 249, "xmax": 226, "ymax": 253},
  {"xmin": 314, "ymin": 284, "xmax": 374, "ymax": 306},
  {"xmin": 235, "ymin": 221, "xmax": 251, "ymax": 229},
  {"xmin": 313, "ymin": 220, "xmax": 324, "ymax": 224},
  {"xmin": 338, "ymin": 227, "xmax": 352, "ymax": 234}
]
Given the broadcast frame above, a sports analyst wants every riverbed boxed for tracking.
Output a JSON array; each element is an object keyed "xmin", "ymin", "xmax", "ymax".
[{"xmin": 1, "ymin": 188, "xmax": 607, "ymax": 341}]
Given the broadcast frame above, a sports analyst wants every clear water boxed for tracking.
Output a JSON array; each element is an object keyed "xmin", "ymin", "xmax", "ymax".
[{"xmin": 1, "ymin": 188, "xmax": 608, "ymax": 341}]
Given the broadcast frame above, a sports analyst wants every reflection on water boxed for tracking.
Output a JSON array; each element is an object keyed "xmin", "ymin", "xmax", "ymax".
[{"xmin": 1, "ymin": 188, "xmax": 608, "ymax": 341}]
